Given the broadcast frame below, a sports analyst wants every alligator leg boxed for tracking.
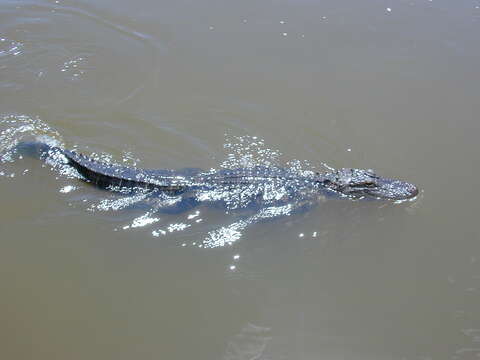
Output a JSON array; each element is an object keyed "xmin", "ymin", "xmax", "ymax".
[{"xmin": 151, "ymin": 195, "xmax": 200, "ymax": 214}]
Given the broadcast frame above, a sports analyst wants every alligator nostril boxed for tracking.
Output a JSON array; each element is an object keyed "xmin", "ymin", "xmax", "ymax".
[
  {"xmin": 322, "ymin": 179, "xmax": 332, "ymax": 187},
  {"xmin": 409, "ymin": 185, "xmax": 419, "ymax": 198}
]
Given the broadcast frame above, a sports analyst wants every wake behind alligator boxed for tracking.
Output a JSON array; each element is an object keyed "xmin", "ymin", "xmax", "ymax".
[{"xmin": 15, "ymin": 141, "xmax": 418, "ymax": 213}]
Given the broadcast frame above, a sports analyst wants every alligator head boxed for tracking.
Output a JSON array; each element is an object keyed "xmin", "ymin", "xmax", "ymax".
[{"xmin": 320, "ymin": 168, "xmax": 418, "ymax": 200}]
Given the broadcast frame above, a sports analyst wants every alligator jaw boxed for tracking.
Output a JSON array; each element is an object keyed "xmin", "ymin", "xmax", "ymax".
[{"xmin": 364, "ymin": 177, "xmax": 418, "ymax": 200}]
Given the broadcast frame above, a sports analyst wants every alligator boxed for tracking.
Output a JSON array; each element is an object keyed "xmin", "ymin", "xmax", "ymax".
[{"xmin": 16, "ymin": 141, "xmax": 418, "ymax": 208}]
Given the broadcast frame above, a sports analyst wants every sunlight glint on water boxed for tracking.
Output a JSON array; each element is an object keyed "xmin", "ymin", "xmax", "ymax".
[{"xmin": 1, "ymin": 0, "xmax": 480, "ymax": 359}]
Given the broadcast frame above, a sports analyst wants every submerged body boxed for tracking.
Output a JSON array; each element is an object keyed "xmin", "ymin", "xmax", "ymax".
[{"xmin": 17, "ymin": 141, "xmax": 418, "ymax": 208}]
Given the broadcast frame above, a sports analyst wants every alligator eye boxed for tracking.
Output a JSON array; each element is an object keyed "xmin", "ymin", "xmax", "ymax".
[{"xmin": 351, "ymin": 181, "xmax": 376, "ymax": 188}]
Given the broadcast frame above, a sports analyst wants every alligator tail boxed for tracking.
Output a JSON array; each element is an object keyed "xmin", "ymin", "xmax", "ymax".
[{"xmin": 14, "ymin": 141, "xmax": 140, "ymax": 190}]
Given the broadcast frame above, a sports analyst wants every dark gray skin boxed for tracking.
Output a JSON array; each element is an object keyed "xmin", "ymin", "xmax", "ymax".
[
  {"xmin": 18, "ymin": 141, "xmax": 418, "ymax": 203},
  {"xmin": 320, "ymin": 168, "xmax": 418, "ymax": 200}
]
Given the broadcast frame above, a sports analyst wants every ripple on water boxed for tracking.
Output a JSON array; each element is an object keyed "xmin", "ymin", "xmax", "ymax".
[
  {"xmin": 0, "ymin": 38, "xmax": 24, "ymax": 58},
  {"xmin": 222, "ymin": 135, "xmax": 282, "ymax": 169},
  {"xmin": 60, "ymin": 56, "xmax": 89, "ymax": 80},
  {"xmin": 0, "ymin": 0, "xmax": 161, "ymax": 106},
  {"xmin": 203, "ymin": 204, "xmax": 293, "ymax": 248},
  {"xmin": 0, "ymin": 114, "xmax": 63, "ymax": 163},
  {"xmin": 224, "ymin": 323, "xmax": 272, "ymax": 360},
  {"xmin": 75, "ymin": 135, "xmax": 312, "ymax": 250},
  {"xmin": 1, "ymin": 126, "xmax": 315, "ymax": 253}
]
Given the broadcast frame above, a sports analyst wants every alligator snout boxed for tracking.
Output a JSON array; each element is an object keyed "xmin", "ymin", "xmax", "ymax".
[{"xmin": 369, "ymin": 178, "xmax": 419, "ymax": 200}]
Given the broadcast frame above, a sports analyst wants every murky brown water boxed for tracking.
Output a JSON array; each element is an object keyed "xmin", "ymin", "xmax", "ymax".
[{"xmin": 1, "ymin": 0, "xmax": 480, "ymax": 359}]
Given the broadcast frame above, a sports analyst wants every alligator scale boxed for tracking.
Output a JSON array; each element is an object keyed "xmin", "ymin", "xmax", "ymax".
[{"xmin": 18, "ymin": 142, "xmax": 418, "ymax": 210}]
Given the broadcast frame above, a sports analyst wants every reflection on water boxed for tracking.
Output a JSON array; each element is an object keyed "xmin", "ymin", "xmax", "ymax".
[
  {"xmin": 0, "ymin": 38, "xmax": 23, "ymax": 58},
  {"xmin": 1, "ymin": 0, "xmax": 480, "ymax": 359}
]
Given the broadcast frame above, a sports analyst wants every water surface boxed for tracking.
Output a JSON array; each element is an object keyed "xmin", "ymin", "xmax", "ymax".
[{"xmin": 1, "ymin": 0, "xmax": 480, "ymax": 359}]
